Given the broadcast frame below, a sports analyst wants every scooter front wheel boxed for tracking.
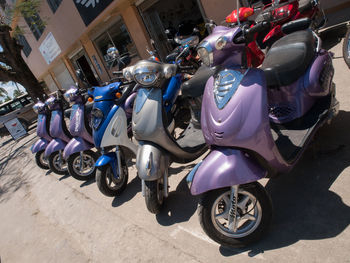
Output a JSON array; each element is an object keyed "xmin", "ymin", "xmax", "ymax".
[
  {"xmin": 144, "ymin": 178, "xmax": 164, "ymax": 214},
  {"xmin": 198, "ymin": 182, "xmax": 272, "ymax": 248},
  {"xmin": 48, "ymin": 151, "xmax": 68, "ymax": 175},
  {"xmin": 35, "ymin": 150, "xmax": 49, "ymax": 170},
  {"xmin": 96, "ymin": 157, "xmax": 128, "ymax": 197},
  {"xmin": 67, "ymin": 150, "xmax": 98, "ymax": 181}
]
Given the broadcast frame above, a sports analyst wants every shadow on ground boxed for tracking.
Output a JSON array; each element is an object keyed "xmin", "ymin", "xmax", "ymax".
[
  {"xmin": 0, "ymin": 136, "xmax": 35, "ymax": 202},
  {"xmin": 112, "ymin": 175, "xmax": 141, "ymax": 208},
  {"xmin": 320, "ymin": 24, "xmax": 348, "ymax": 51},
  {"xmin": 219, "ymin": 110, "xmax": 350, "ymax": 257},
  {"xmin": 156, "ymin": 163, "xmax": 198, "ymax": 226}
]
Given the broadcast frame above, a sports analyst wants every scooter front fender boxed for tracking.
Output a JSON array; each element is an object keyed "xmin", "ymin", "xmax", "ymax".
[
  {"xmin": 188, "ymin": 148, "xmax": 267, "ymax": 196},
  {"xmin": 136, "ymin": 143, "xmax": 168, "ymax": 181},
  {"xmin": 31, "ymin": 138, "xmax": 49, "ymax": 154},
  {"xmin": 95, "ymin": 152, "xmax": 118, "ymax": 177},
  {"xmin": 45, "ymin": 138, "xmax": 67, "ymax": 158},
  {"xmin": 63, "ymin": 137, "xmax": 94, "ymax": 159}
]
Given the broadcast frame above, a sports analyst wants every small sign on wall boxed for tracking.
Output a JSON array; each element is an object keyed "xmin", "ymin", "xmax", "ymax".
[
  {"xmin": 39, "ymin": 32, "xmax": 62, "ymax": 65},
  {"xmin": 4, "ymin": 118, "xmax": 27, "ymax": 140}
]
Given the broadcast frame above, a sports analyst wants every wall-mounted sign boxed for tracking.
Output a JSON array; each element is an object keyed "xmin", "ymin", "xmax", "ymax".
[
  {"xmin": 39, "ymin": 32, "xmax": 61, "ymax": 65},
  {"xmin": 92, "ymin": 55, "xmax": 103, "ymax": 74},
  {"xmin": 74, "ymin": 0, "xmax": 114, "ymax": 26}
]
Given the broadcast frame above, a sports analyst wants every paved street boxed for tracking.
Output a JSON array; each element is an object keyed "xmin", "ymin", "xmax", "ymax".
[{"xmin": 0, "ymin": 28, "xmax": 349, "ymax": 263}]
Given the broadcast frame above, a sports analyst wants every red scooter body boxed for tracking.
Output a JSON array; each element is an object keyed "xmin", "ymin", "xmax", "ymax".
[{"xmin": 226, "ymin": 0, "xmax": 321, "ymax": 67}]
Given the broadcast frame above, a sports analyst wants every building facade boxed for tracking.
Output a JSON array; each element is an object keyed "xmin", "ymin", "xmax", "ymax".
[{"xmin": 7, "ymin": 0, "xmax": 350, "ymax": 93}]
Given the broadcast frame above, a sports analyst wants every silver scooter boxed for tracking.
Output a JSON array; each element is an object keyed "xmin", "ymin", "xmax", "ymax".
[{"xmin": 123, "ymin": 52, "xmax": 215, "ymax": 213}]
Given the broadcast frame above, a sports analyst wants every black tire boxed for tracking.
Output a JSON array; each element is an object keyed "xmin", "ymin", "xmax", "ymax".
[
  {"xmin": 96, "ymin": 155, "xmax": 128, "ymax": 197},
  {"xmin": 198, "ymin": 182, "xmax": 272, "ymax": 248},
  {"xmin": 144, "ymin": 179, "xmax": 164, "ymax": 214},
  {"xmin": 67, "ymin": 150, "xmax": 98, "ymax": 181},
  {"xmin": 48, "ymin": 151, "xmax": 67, "ymax": 175},
  {"xmin": 343, "ymin": 27, "xmax": 350, "ymax": 68},
  {"xmin": 35, "ymin": 150, "xmax": 49, "ymax": 170}
]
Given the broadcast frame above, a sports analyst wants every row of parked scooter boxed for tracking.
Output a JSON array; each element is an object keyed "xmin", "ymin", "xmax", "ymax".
[{"xmin": 30, "ymin": 0, "xmax": 340, "ymax": 248}]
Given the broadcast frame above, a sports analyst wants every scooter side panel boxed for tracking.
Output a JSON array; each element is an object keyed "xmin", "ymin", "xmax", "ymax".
[
  {"xmin": 189, "ymin": 148, "xmax": 267, "ymax": 195},
  {"xmin": 132, "ymin": 88, "xmax": 205, "ymax": 161},
  {"xmin": 63, "ymin": 137, "xmax": 94, "ymax": 159},
  {"xmin": 31, "ymin": 138, "xmax": 49, "ymax": 153},
  {"xmin": 201, "ymin": 68, "xmax": 290, "ymax": 172},
  {"xmin": 44, "ymin": 138, "xmax": 67, "ymax": 158},
  {"xmin": 100, "ymin": 107, "xmax": 137, "ymax": 155},
  {"xmin": 69, "ymin": 104, "xmax": 92, "ymax": 144},
  {"xmin": 50, "ymin": 111, "xmax": 71, "ymax": 143},
  {"xmin": 37, "ymin": 114, "xmax": 51, "ymax": 141}
]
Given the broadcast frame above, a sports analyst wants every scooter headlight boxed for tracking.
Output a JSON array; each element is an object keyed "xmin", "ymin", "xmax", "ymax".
[
  {"xmin": 134, "ymin": 66, "xmax": 159, "ymax": 86},
  {"xmin": 197, "ymin": 41, "xmax": 213, "ymax": 67},
  {"xmin": 91, "ymin": 108, "xmax": 104, "ymax": 130}
]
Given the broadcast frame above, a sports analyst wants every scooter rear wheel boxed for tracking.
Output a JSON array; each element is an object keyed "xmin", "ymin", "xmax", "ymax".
[
  {"xmin": 343, "ymin": 26, "xmax": 350, "ymax": 68},
  {"xmin": 67, "ymin": 150, "xmax": 98, "ymax": 181},
  {"xmin": 48, "ymin": 151, "xmax": 68, "ymax": 175},
  {"xmin": 144, "ymin": 178, "xmax": 164, "ymax": 214},
  {"xmin": 198, "ymin": 182, "xmax": 272, "ymax": 248},
  {"xmin": 35, "ymin": 150, "xmax": 49, "ymax": 170},
  {"xmin": 96, "ymin": 156, "xmax": 128, "ymax": 197}
]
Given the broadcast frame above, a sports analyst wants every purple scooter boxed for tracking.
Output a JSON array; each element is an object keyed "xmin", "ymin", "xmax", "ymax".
[
  {"xmin": 63, "ymin": 86, "xmax": 97, "ymax": 181},
  {"xmin": 187, "ymin": 18, "xmax": 339, "ymax": 247},
  {"xmin": 31, "ymin": 100, "xmax": 52, "ymax": 169},
  {"xmin": 44, "ymin": 94, "xmax": 72, "ymax": 175}
]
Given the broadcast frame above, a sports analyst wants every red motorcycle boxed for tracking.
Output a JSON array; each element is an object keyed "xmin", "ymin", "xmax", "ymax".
[{"xmin": 225, "ymin": 0, "xmax": 325, "ymax": 67}]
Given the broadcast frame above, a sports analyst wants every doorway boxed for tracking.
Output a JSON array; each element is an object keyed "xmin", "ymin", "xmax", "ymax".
[
  {"xmin": 138, "ymin": 0, "xmax": 206, "ymax": 60},
  {"xmin": 71, "ymin": 50, "xmax": 100, "ymax": 86}
]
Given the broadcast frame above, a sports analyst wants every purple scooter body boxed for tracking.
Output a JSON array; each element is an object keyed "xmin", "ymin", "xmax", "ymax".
[
  {"xmin": 44, "ymin": 95, "xmax": 72, "ymax": 175},
  {"xmin": 31, "ymin": 100, "xmax": 53, "ymax": 169},
  {"xmin": 187, "ymin": 20, "xmax": 338, "ymax": 247},
  {"xmin": 31, "ymin": 101, "xmax": 52, "ymax": 154},
  {"xmin": 189, "ymin": 26, "xmax": 337, "ymax": 195},
  {"xmin": 63, "ymin": 87, "xmax": 94, "ymax": 159},
  {"xmin": 62, "ymin": 86, "xmax": 98, "ymax": 181}
]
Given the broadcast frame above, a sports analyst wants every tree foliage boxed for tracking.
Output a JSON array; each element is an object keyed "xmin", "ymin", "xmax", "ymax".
[
  {"xmin": 0, "ymin": 0, "xmax": 45, "ymax": 100},
  {"xmin": 0, "ymin": 86, "xmax": 7, "ymax": 97},
  {"xmin": 13, "ymin": 89, "xmax": 24, "ymax": 98}
]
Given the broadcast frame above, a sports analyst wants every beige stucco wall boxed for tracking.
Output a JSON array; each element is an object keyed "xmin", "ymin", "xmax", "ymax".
[
  {"xmin": 121, "ymin": 5, "xmax": 151, "ymax": 59},
  {"xmin": 200, "ymin": 0, "xmax": 237, "ymax": 24},
  {"xmin": 21, "ymin": 0, "xmax": 86, "ymax": 79}
]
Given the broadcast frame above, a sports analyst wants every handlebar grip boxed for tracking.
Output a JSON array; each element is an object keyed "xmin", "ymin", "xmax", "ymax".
[
  {"xmin": 246, "ymin": 21, "xmax": 270, "ymax": 36},
  {"xmin": 114, "ymin": 83, "xmax": 134, "ymax": 105}
]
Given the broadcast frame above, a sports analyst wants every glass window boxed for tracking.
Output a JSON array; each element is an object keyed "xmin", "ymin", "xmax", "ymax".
[
  {"xmin": 0, "ymin": 105, "xmax": 10, "ymax": 116},
  {"xmin": 46, "ymin": 0, "xmax": 62, "ymax": 13},
  {"xmin": 16, "ymin": 28, "xmax": 32, "ymax": 57},
  {"xmin": 20, "ymin": 97, "xmax": 30, "ymax": 106},
  {"xmin": 94, "ymin": 18, "xmax": 139, "ymax": 70},
  {"xmin": 10, "ymin": 101, "xmax": 23, "ymax": 110},
  {"xmin": 23, "ymin": 12, "xmax": 45, "ymax": 40}
]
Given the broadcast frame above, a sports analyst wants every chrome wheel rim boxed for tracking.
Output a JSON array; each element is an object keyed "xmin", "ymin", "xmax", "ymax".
[
  {"xmin": 211, "ymin": 189, "xmax": 262, "ymax": 238},
  {"xmin": 105, "ymin": 166, "xmax": 125, "ymax": 190},
  {"xmin": 53, "ymin": 153, "xmax": 67, "ymax": 172},
  {"xmin": 40, "ymin": 152, "xmax": 48, "ymax": 166},
  {"xmin": 72, "ymin": 154, "xmax": 95, "ymax": 176},
  {"xmin": 347, "ymin": 38, "xmax": 350, "ymax": 58}
]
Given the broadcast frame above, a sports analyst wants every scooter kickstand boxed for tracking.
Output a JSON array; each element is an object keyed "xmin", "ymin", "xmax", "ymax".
[{"xmin": 228, "ymin": 185, "xmax": 239, "ymax": 233}]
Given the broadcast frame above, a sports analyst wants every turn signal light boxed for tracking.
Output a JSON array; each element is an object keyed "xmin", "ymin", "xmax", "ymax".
[
  {"xmin": 88, "ymin": 97, "xmax": 93, "ymax": 102},
  {"xmin": 116, "ymin": 92, "xmax": 122, "ymax": 99}
]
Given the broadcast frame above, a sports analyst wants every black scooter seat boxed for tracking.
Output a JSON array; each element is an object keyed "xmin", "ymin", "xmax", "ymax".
[
  {"xmin": 299, "ymin": 0, "xmax": 313, "ymax": 13},
  {"xmin": 262, "ymin": 30, "xmax": 316, "ymax": 87},
  {"xmin": 176, "ymin": 122, "xmax": 206, "ymax": 153},
  {"xmin": 181, "ymin": 65, "xmax": 216, "ymax": 97}
]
